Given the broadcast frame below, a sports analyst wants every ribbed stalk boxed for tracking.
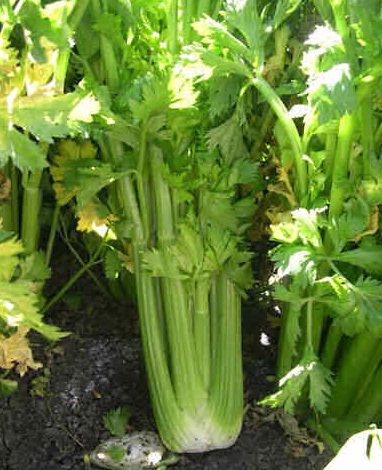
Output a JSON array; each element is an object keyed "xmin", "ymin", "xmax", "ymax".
[
  {"xmin": 0, "ymin": 162, "xmax": 18, "ymax": 232},
  {"xmin": 346, "ymin": 365, "xmax": 382, "ymax": 424},
  {"xmin": 251, "ymin": 75, "xmax": 307, "ymax": 201},
  {"xmin": 321, "ymin": 322, "xmax": 343, "ymax": 370},
  {"xmin": 150, "ymin": 146, "xmax": 207, "ymax": 413},
  {"xmin": 45, "ymin": 203, "xmax": 60, "ymax": 266},
  {"xmin": 21, "ymin": 169, "xmax": 43, "ymax": 254},
  {"xmin": 328, "ymin": 112, "xmax": 355, "ymax": 220},
  {"xmin": 326, "ymin": 332, "xmax": 380, "ymax": 418},
  {"xmin": 167, "ymin": 0, "xmax": 179, "ymax": 55},
  {"xmin": 209, "ymin": 272, "xmax": 243, "ymax": 443},
  {"xmin": 194, "ymin": 277, "xmax": 212, "ymax": 388},
  {"xmin": 345, "ymin": 343, "xmax": 382, "ymax": 423},
  {"xmin": 69, "ymin": 0, "xmax": 91, "ymax": 30}
]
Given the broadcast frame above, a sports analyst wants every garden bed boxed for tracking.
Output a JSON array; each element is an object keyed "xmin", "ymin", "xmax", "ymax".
[{"xmin": 0, "ymin": 252, "xmax": 332, "ymax": 469}]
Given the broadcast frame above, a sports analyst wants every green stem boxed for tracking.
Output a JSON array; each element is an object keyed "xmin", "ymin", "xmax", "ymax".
[
  {"xmin": 21, "ymin": 169, "xmax": 43, "ymax": 254},
  {"xmin": 135, "ymin": 124, "xmax": 150, "ymax": 242},
  {"xmin": 321, "ymin": 322, "xmax": 343, "ymax": 369},
  {"xmin": 209, "ymin": 271, "xmax": 243, "ymax": 439},
  {"xmin": 149, "ymin": 146, "xmax": 206, "ymax": 412},
  {"xmin": 41, "ymin": 236, "xmax": 106, "ymax": 315},
  {"xmin": 132, "ymin": 243, "xmax": 195, "ymax": 452},
  {"xmin": 69, "ymin": 0, "xmax": 91, "ymax": 30},
  {"xmin": 358, "ymin": 82, "xmax": 375, "ymax": 179},
  {"xmin": 328, "ymin": 112, "xmax": 355, "ymax": 220},
  {"xmin": 45, "ymin": 203, "xmax": 60, "ymax": 267},
  {"xmin": 54, "ymin": 46, "xmax": 71, "ymax": 94},
  {"xmin": 167, "ymin": 0, "xmax": 179, "ymax": 54},
  {"xmin": 251, "ymin": 75, "xmax": 307, "ymax": 201},
  {"xmin": 210, "ymin": 0, "xmax": 223, "ymax": 19},
  {"xmin": 0, "ymin": 162, "xmax": 18, "ymax": 232},
  {"xmin": 194, "ymin": 277, "xmax": 212, "ymax": 389},
  {"xmin": 327, "ymin": 332, "xmax": 380, "ymax": 418},
  {"xmin": 196, "ymin": 0, "xmax": 212, "ymax": 18},
  {"xmin": 323, "ymin": 132, "xmax": 338, "ymax": 193},
  {"xmin": 306, "ymin": 299, "xmax": 313, "ymax": 349},
  {"xmin": 90, "ymin": 0, "xmax": 119, "ymax": 93},
  {"xmin": 346, "ymin": 343, "xmax": 382, "ymax": 423}
]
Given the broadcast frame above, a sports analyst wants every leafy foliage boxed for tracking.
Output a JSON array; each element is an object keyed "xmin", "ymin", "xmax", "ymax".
[
  {"xmin": 262, "ymin": 347, "xmax": 333, "ymax": 414},
  {"xmin": 0, "ymin": 222, "xmax": 67, "ymax": 394},
  {"xmin": 0, "ymin": 227, "xmax": 67, "ymax": 340},
  {"xmin": 103, "ymin": 406, "xmax": 131, "ymax": 438}
]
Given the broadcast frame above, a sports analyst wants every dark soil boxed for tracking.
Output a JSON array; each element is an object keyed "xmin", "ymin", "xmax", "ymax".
[{"xmin": 0, "ymin": 250, "xmax": 333, "ymax": 469}]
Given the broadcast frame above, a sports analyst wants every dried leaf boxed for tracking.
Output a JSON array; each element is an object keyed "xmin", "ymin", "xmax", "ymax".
[{"xmin": 0, "ymin": 325, "xmax": 42, "ymax": 376}]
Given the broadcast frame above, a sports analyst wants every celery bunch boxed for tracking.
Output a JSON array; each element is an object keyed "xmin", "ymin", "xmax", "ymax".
[
  {"xmin": 56, "ymin": 0, "xmax": 261, "ymax": 452},
  {"xmin": 244, "ymin": 0, "xmax": 382, "ymax": 445}
]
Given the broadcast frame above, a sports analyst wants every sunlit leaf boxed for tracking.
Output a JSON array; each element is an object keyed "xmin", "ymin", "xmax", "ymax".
[
  {"xmin": 261, "ymin": 348, "xmax": 333, "ymax": 414},
  {"xmin": 0, "ymin": 279, "xmax": 68, "ymax": 340},
  {"xmin": 9, "ymin": 92, "xmax": 100, "ymax": 142},
  {"xmin": 0, "ymin": 122, "xmax": 47, "ymax": 170}
]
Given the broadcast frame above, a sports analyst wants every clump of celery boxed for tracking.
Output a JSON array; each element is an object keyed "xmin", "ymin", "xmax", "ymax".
[{"xmin": 57, "ymin": 0, "xmax": 261, "ymax": 452}]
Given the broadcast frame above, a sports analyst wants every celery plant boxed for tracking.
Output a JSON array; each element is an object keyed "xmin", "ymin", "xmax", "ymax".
[
  {"xmin": 0, "ymin": 0, "xmax": 99, "ymax": 392},
  {"xmin": 243, "ymin": 0, "xmax": 382, "ymax": 445},
  {"xmin": 56, "ymin": 0, "xmax": 262, "ymax": 452},
  {"xmin": 181, "ymin": 0, "xmax": 382, "ymax": 446},
  {"xmin": 0, "ymin": 0, "xmax": 96, "ymax": 254}
]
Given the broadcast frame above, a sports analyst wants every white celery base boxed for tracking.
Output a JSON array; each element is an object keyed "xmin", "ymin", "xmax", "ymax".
[{"xmin": 157, "ymin": 406, "xmax": 242, "ymax": 453}]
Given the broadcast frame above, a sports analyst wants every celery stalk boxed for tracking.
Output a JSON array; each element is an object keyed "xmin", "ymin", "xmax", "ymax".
[{"xmin": 327, "ymin": 333, "xmax": 381, "ymax": 418}]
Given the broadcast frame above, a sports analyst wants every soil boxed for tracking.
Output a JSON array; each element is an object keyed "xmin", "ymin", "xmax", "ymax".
[{"xmin": 0, "ymin": 248, "xmax": 334, "ymax": 470}]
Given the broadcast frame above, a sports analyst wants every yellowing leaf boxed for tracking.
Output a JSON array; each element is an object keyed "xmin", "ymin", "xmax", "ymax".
[
  {"xmin": 0, "ymin": 236, "xmax": 24, "ymax": 258},
  {"xmin": 0, "ymin": 325, "xmax": 42, "ymax": 376},
  {"xmin": 51, "ymin": 139, "xmax": 98, "ymax": 205},
  {"xmin": 77, "ymin": 201, "xmax": 115, "ymax": 233}
]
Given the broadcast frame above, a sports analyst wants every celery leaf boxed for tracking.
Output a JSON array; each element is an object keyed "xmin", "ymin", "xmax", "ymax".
[
  {"xmin": 0, "ymin": 280, "xmax": 67, "ymax": 340},
  {"xmin": 0, "ymin": 122, "xmax": 47, "ymax": 169},
  {"xmin": 323, "ymin": 275, "xmax": 382, "ymax": 336},
  {"xmin": 208, "ymin": 75, "xmax": 243, "ymax": 120},
  {"xmin": 307, "ymin": 63, "xmax": 356, "ymax": 125},
  {"xmin": 329, "ymin": 198, "xmax": 371, "ymax": 253},
  {"xmin": 207, "ymin": 115, "xmax": 248, "ymax": 162},
  {"xmin": 103, "ymin": 406, "xmax": 130, "ymax": 438},
  {"xmin": 9, "ymin": 92, "xmax": 100, "ymax": 142},
  {"xmin": 104, "ymin": 249, "xmax": 123, "ymax": 281},
  {"xmin": 335, "ymin": 247, "xmax": 382, "ymax": 276},
  {"xmin": 272, "ymin": 0, "xmax": 304, "ymax": 30},
  {"xmin": 262, "ymin": 348, "xmax": 333, "ymax": 414}
]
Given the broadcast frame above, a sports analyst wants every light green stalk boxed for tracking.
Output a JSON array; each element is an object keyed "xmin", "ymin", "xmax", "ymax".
[
  {"xmin": 194, "ymin": 277, "xmax": 212, "ymax": 388},
  {"xmin": 21, "ymin": 168, "xmax": 43, "ymax": 254},
  {"xmin": 166, "ymin": 0, "xmax": 179, "ymax": 55},
  {"xmin": 209, "ymin": 272, "xmax": 243, "ymax": 439},
  {"xmin": 251, "ymin": 75, "xmax": 307, "ymax": 201},
  {"xmin": 326, "ymin": 332, "xmax": 381, "ymax": 418},
  {"xmin": 327, "ymin": 112, "xmax": 355, "ymax": 220},
  {"xmin": 0, "ymin": 162, "xmax": 18, "ymax": 233}
]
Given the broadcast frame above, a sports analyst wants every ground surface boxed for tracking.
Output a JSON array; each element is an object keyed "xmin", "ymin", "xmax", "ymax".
[{"xmin": 0, "ymin": 250, "xmax": 333, "ymax": 469}]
